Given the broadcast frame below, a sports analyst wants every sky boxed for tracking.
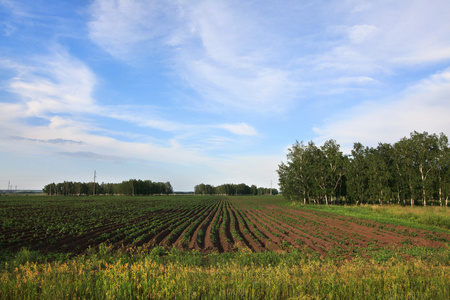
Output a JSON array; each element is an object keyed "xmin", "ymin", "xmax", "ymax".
[{"xmin": 1, "ymin": 0, "xmax": 450, "ymax": 192}]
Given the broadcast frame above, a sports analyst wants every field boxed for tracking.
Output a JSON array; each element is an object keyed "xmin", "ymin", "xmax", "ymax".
[{"xmin": 1, "ymin": 195, "xmax": 450, "ymax": 299}]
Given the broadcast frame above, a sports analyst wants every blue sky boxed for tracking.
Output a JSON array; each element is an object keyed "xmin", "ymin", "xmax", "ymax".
[{"xmin": 1, "ymin": 0, "xmax": 450, "ymax": 191}]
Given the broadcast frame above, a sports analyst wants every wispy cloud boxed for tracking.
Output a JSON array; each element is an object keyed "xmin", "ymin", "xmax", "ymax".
[
  {"xmin": 57, "ymin": 151, "xmax": 126, "ymax": 162},
  {"xmin": 217, "ymin": 123, "xmax": 257, "ymax": 136},
  {"xmin": 326, "ymin": 0, "xmax": 450, "ymax": 67},
  {"xmin": 0, "ymin": 48, "xmax": 100, "ymax": 152},
  {"xmin": 2, "ymin": 48, "xmax": 97, "ymax": 118},
  {"xmin": 99, "ymin": 105, "xmax": 186, "ymax": 132},
  {"xmin": 314, "ymin": 68, "xmax": 450, "ymax": 152},
  {"xmin": 88, "ymin": 0, "xmax": 300, "ymax": 113},
  {"xmin": 88, "ymin": 0, "xmax": 179, "ymax": 59},
  {"xmin": 10, "ymin": 136, "xmax": 84, "ymax": 145},
  {"xmin": 0, "ymin": 44, "xmax": 259, "ymax": 166}
]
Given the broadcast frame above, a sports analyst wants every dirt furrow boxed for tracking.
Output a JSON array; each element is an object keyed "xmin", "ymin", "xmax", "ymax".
[
  {"xmin": 249, "ymin": 208, "xmax": 331, "ymax": 254},
  {"xmin": 228, "ymin": 202, "xmax": 267, "ymax": 251},
  {"xmin": 268, "ymin": 207, "xmax": 448, "ymax": 249},
  {"xmin": 203, "ymin": 200, "xmax": 223, "ymax": 252},
  {"xmin": 189, "ymin": 202, "xmax": 220, "ymax": 250}
]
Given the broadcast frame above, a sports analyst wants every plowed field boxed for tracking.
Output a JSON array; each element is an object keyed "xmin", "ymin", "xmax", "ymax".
[{"xmin": 1, "ymin": 195, "xmax": 448, "ymax": 257}]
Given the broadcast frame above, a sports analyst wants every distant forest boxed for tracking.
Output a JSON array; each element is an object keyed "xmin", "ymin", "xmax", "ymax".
[
  {"xmin": 43, "ymin": 179, "xmax": 173, "ymax": 196},
  {"xmin": 278, "ymin": 131, "xmax": 449, "ymax": 206},
  {"xmin": 194, "ymin": 183, "xmax": 278, "ymax": 196}
]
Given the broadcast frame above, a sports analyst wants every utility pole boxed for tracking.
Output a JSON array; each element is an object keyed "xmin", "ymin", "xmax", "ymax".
[
  {"xmin": 93, "ymin": 170, "xmax": 96, "ymax": 195},
  {"xmin": 270, "ymin": 180, "xmax": 273, "ymax": 196}
]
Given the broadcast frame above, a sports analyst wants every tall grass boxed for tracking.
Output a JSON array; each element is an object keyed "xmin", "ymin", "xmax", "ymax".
[
  {"xmin": 1, "ymin": 245, "xmax": 449, "ymax": 299},
  {"xmin": 370, "ymin": 205, "xmax": 450, "ymax": 229},
  {"xmin": 294, "ymin": 203, "xmax": 450, "ymax": 233}
]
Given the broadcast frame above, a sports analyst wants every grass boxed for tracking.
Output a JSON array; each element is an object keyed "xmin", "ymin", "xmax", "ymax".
[
  {"xmin": 290, "ymin": 203, "xmax": 450, "ymax": 234},
  {"xmin": 1, "ymin": 244, "xmax": 449, "ymax": 299}
]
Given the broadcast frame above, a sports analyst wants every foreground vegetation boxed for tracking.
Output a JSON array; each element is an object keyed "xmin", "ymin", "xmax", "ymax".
[{"xmin": 1, "ymin": 244, "xmax": 449, "ymax": 299}]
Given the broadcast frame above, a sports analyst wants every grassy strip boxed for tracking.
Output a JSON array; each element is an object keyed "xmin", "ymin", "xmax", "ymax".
[
  {"xmin": 288, "ymin": 203, "xmax": 450, "ymax": 234},
  {"xmin": 1, "ymin": 245, "xmax": 449, "ymax": 299}
]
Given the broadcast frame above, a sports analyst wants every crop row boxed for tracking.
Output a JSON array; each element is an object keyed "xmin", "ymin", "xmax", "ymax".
[{"xmin": 1, "ymin": 195, "xmax": 448, "ymax": 256}]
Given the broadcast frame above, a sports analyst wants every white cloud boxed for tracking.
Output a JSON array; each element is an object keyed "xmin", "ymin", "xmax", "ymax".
[
  {"xmin": 88, "ymin": 0, "xmax": 299, "ymax": 113},
  {"xmin": 210, "ymin": 154, "xmax": 283, "ymax": 189},
  {"xmin": 0, "ymin": 48, "xmax": 100, "ymax": 150},
  {"xmin": 3, "ymin": 49, "xmax": 97, "ymax": 117},
  {"xmin": 87, "ymin": 0, "xmax": 450, "ymax": 115},
  {"xmin": 218, "ymin": 123, "xmax": 257, "ymax": 136},
  {"xmin": 100, "ymin": 105, "xmax": 186, "ymax": 132},
  {"xmin": 88, "ymin": 0, "xmax": 179, "ymax": 59},
  {"xmin": 347, "ymin": 25, "xmax": 377, "ymax": 44},
  {"xmin": 314, "ymin": 69, "xmax": 450, "ymax": 152},
  {"xmin": 346, "ymin": 0, "xmax": 450, "ymax": 65},
  {"xmin": 0, "ymin": 47, "xmax": 260, "ymax": 176},
  {"xmin": 176, "ymin": 1, "xmax": 299, "ymax": 113}
]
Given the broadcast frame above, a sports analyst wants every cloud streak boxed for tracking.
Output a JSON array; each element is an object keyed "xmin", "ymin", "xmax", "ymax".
[
  {"xmin": 217, "ymin": 123, "xmax": 257, "ymax": 136},
  {"xmin": 10, "ymin": 136, "xmax": 84, "ymax": 145},
  {"xmin": 57, "ymin": 151, "xmax": 126, "ymax": 162}
]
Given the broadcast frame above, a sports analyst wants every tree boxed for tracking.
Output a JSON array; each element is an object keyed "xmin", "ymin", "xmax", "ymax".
[
  {"xmin": 409, "ymin": 131, "xmax": 440, "ymax": 206},
  {"xmin": 346, "ymin": 143, "xmax": 368, "ymax": 205},
  {"xmin": 303, "ymin": 141, "xmax": 325, "ymax": 204},
  {"xmin": 43, "ymin": 182, "xmax": 56, "ymax": 195},
  {"xmin": 434, "ymin": 133, "xmax": 450, "ymax": 206},
  {"xmin": 278, "ymin": 141, "xmax": 306, "ymax": 203},
  {"xmin": 278, "ymin": 139, "xmax": 346, "ymax": 205},
  {"xmin": 279, "ymin": 132, "xmax": 449, "ymax": 207},
  {"xmin": 321, "ymin": 139, "xmax": 346, "ymax": 205},
  {"xmin": 278, "ymin": 141, "xmax": 321, "ymax": 204},
  {"xmin": 394, "ymin": 137, "xmax": 418, "ymax": 206},
  {"xmin": 376, "ymin": 143, "xmax": 395, "ymax": 205},
  {"xmin": 365, "ymin": 145, "xmax": 392, "ymax": 205},
  {"xmin": 250, "ymin": 185, "xmax": 258, "ymax": 195}
]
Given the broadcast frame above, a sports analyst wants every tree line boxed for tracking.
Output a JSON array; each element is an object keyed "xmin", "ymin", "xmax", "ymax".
[
  {"xmin": 43, "ymin": 179, "xmax": 173, "ymax": 196},
  {"xmin": 194, "ymin": 183, "xmax": 278, "ymax": 196},
  {"xmin": 278, "ymin": 131, "xmax": 449, "ymax": 206}
]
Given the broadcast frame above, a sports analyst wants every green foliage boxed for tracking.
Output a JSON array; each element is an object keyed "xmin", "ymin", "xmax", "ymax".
[
  {"xmin": 1, "ymin": 247, "xmax": 449, "ymax": 299},
  {"xmin": 43, "ymin": 179, "xmax": 173, "ymax": 196},
  {"xmin": 194, "ymin": 182, "xmax": 278, "ymax": 195},
  {"xmin": 14, "ymin": 247, "xmax": 41, "ymax": 265},
  {"xmin": 279, "ymin": 131, "xmax": 450, "ymax": 206}
]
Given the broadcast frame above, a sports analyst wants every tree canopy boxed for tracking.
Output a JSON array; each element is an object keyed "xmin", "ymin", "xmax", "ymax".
[
  {"xmin": 43, "ymin": 179, "xmax": 173, "ymax": 196},
  {"xmin": 278, "ymin": 131, "xmax": 450, "ymax": 206},
  {"xmin": 194, "ymin": 183, "xmax": 278, "ymax": 196}
]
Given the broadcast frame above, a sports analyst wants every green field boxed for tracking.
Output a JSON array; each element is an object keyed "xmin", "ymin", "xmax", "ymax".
[{"xmin": 1, "ymin": 195, "xmax": 449, "ymax": 299}]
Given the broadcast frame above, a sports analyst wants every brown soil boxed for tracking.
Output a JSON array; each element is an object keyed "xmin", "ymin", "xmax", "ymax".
[{"xmin": 2, "ymin": 197, "xmax": 449, "ymax": 258}]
